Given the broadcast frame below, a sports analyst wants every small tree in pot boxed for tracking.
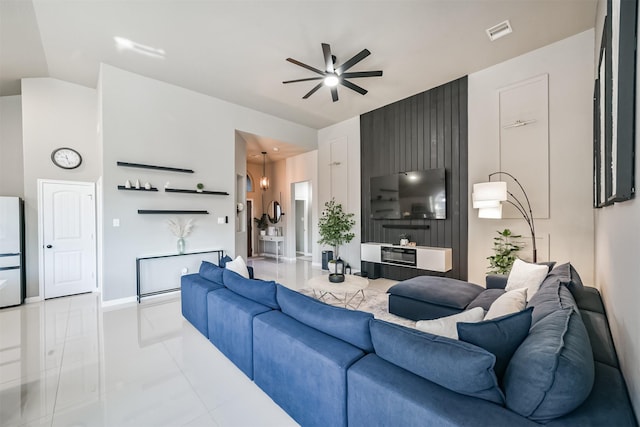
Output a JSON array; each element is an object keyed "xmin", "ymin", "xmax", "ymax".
[
  {"xmin": 487, "ymin": 229, "xmax": 522, "ymax": 275},
  {"xmin": 318, "ymin": 198, "xmax": 355, "ymax": 262},
  {"xmin": 254, "ymin": 214, "xmax": 269, "ymax": 235}
]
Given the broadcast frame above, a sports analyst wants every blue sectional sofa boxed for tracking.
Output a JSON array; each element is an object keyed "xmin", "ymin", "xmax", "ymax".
[{"xmin": 180, "ymin": 261, "xmax": 638, "ymax": 427}]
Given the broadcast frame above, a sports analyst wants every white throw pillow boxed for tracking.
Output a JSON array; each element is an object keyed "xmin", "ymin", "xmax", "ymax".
[
  {"xmin": 225, "ymin": 256, "xmax": 250, "ymax": 278},
  {"xmin": 415, "ymin": 307, "xmax": 485, "ymax": 339},
  {"xmin": 484, "ymin": 287, "xmax": 528, "ymax": 320},
  {"xmin": 505, "ymin": 259, "xmax": 548, "ymax": 301}
]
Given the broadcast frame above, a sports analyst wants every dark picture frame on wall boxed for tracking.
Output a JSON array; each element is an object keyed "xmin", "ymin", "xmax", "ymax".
[{"xmin": 594, "ymin": 0, "xmax": 638, "ymax": 208}]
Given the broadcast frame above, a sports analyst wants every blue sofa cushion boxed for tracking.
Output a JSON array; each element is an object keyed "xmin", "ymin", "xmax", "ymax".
[
  {"xmin": 276, "ymin": 285, "xmax": 374, "ymax": 352},
  {"xmin": 199, "ymin": 260, "xmax": 224, "ymax": 284},
  {"xmin": 387, "ymin": 276, "xmax": 484, "ymax": 310},
  {"xmin": 348, "ymin": 354, "xmax": 539, "ymax": 427},
  {"xmin": 369, "ymin": 319, "xmax": 504, "ymax": 405},
  {"xmin": 527, "ymin": 274, "xmax": 577, "ymax": 325},
  {"xmin": 218, "ymin": 255, "xmax": 233, "ymax": 267},
  {"xmin": 207, "ymin": 289, "xmax": 271, "ymax": 378},
  {"xmin": 457, "ymin": 308, "xmax": 533, "ymax": 379},
  {"xmin": 180, "ymin": 273, "xmax": 224, "ymax": 337},
  {"xmin": 466, "ymin": 288, "xmax": 505, "ymax": 311},
  {"xmin": 547, "ymin": 262, "xmax": 584, "ymax": 295},
  {"xmin": 222, "ymin": 269, "xmax": 279, "ymax": 309},
  {"xmin": 253, "ymin": 310, "xmax": 364, "ymax": 427},
  {"xmin": 503, "ymin": 308, "xmax": 594, "ymax": 421}
]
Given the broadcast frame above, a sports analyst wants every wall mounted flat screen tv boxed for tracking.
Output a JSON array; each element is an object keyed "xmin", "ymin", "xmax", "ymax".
[{"xmin": 370, "ymin": 168, "xmax": 446, "ymax": 219}]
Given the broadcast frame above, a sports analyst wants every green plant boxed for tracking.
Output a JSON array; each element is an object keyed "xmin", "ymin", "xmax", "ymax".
[
  {"xmin": 399, "ymin": 233, "xmax": 410, "ymax": 240},
  {"xmin": 196, "ymin": 183, "xmax": 204, "ymax": 190},
  {"xmin": 318, "ymin": 198, "xmax": 355, "ymax": 259},
  {"xmin": 254, "ymin": 213, "xmax": 269, "ymax": 230},
  {"xmin": 487, "ymin": 229, "xmax": 523, "ymax": 275}
]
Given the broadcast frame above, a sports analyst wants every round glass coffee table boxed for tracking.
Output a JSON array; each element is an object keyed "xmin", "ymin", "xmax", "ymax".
[{"xmin": 307, "ymin": 274, "xmax": 369, "ymax": 309}]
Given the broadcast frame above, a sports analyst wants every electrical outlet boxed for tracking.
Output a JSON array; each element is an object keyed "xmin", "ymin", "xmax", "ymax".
[
  {"xmin": 218, "ymin": 217, "xmax": 225, "ymax": 224},
  {"xmin": 113, "ymin": 218, "xmax": 120, "ymax": 227}
]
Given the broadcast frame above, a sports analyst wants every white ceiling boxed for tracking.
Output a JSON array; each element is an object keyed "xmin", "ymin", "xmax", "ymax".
[{"xmin": 1, "ymin": 0, "xmax": 596, "ymax": 133}]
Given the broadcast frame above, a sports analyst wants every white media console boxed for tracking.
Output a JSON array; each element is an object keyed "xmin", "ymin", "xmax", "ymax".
[{"xmin": 361, "ymin": 243, "xmax": 452, "ymax": 272}]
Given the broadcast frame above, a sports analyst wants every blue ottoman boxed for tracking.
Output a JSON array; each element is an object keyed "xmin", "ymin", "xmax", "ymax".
[{"xmin": 387, "ymin": 276, "xmax": 484, "ymax": 321}]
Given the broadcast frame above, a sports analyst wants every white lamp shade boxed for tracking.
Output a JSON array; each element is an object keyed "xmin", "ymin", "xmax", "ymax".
[
  {"xmin": 472, "ymin": 181, "xmax": 507, "ymax": 208},
  {"xmin": 478, "ymin": 205, "xmax": 503, "ymax": 219}
]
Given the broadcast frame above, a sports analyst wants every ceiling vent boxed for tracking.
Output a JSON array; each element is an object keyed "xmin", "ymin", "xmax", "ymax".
[{"xmin": 486, "ymin": 20, "xmax": 513, "ymax": 41}]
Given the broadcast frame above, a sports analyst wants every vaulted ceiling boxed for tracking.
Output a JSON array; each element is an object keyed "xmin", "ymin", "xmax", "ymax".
[{"xmin": 1, "ymin": 1, "xmax": 596, "ymax": 130}]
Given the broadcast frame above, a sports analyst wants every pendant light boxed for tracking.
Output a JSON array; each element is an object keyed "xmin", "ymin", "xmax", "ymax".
[{"xmin": 259, "ymin": 151, "xmax": 270, "ymax": 191}]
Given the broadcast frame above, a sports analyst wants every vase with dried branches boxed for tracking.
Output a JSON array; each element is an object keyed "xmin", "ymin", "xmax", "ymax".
[{"xmin": 167, "ymin": 218, "xmax": 194, "ymax": 254}]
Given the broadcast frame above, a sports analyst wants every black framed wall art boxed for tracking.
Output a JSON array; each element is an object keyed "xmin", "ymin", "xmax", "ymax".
[{"xmin": 594, "ymin": 0, "xmax": 638, "ymax": 208}]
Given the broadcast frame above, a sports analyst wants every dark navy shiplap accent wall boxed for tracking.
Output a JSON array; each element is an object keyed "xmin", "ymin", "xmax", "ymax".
[{"xmin": 360, "ymin": 76, "xmax": 468, "ymax": 281}]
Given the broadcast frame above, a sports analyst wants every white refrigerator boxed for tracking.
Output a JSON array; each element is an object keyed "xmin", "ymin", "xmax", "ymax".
[{"xmin": 0, "ymin": 197, "xmax": 25, "ymax": 308}]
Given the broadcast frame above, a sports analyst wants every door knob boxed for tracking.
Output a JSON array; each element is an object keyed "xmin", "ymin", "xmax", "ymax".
[{"xmin": 46, "ymin": 245, "xmax": 52, "ymax": 249}]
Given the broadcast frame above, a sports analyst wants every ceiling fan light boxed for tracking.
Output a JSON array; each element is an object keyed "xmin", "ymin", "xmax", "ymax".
[{"xmin": 324, "ymin": 75, "xmax": 339, "ymax": 87}]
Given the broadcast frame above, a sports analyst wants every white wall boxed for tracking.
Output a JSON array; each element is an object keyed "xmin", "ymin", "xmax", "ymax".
[
  {"xmin": 21, "ymin": 78, "xmax": 99, "ymax": 298},
  {"xmin": 593, "ymin": 1, "xmax": 640, "ymax": 415},
  {"xmin": 99, "ymin": 64, "xmax": 316, "ymax": 302},
  {"xmin": 0, "ymin": 95, "xmax": 24, "ymax": 197},
  {"xmin": 284, "ymin": 150, "xmax": 318, "ymax": 262},
  {"xmin": 234, "ymin": 132, "xmax": 247, "ymax": 258},
  {"xmin": 468, "ymin": 30, "xmax": 595, "ymax": 285},
  {"xmin": 317, "ymin": 117, "xmax": 361, "ymax": 269}
]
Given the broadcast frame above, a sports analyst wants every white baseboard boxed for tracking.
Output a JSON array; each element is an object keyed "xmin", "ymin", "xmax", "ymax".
[
  {"xmin": 101, "ymin": 295, "xmax": 137, "ymax": 308},
  {"xmin": 25, "ymin": 296, "xmax": 42, "ymax": 304}
]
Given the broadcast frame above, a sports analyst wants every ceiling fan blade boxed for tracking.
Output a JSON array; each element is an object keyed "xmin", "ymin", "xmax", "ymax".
[
  {"xmin": 303, "ymin": 82, "xmax": 324, "ymax": 99},
  {"xmin": 283, "ymin": 77, "xmax": 324, "ymax": 84},
  {"xmin": 322, "ymin": 43, "xmax": 334, "ymax": 73},
  {"xmin": 341, "ymin": 71, "xmax": 383, "ymax": 78},
  {"xmin": 335, "ymin": 49, "xmax": 370, "ymax": 74},
  {"xmin": 331, "ymin": 87, "xmax": 339, "ymax": 102},
  {"xmin": 286, "ymin": 58, "xmax": 325, "ymax": 76},
  {"xmin": 340, "ymin": 79, "xmax": 368, "ymax": 96}
]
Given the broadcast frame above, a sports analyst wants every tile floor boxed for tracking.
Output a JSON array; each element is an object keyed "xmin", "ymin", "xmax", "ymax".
[{"xmin": 0, "ymin": 258, "xmax": 394, "ymax": 427}]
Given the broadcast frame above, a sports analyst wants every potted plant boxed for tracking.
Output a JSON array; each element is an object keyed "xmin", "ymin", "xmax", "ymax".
[
  {"xmin": 254, "ymin": 214, "xmax": 269, "ymax": 235},
  {"xmin": 487, "ymin": 229, "xmax": 522, "ymax": 275},
  {"xmin": 318, "ymin": 198, "xmax": 355, "ymax": 277},
  {"xmin": 196, "ymin": 183, "xmax": 204, "ymax": 193},
  {"xmin": 399, "ymin": 233, "xmax": 410, "ymax": 246}
]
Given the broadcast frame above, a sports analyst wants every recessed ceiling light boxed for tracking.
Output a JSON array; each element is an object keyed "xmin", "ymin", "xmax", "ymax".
[
  {"xmin": 272, "ymin": 147, "xmax": 280, "ymax": 152},
  {"xmin": 486, "ymin": 20, "xmax": 513, "ymax": 41}
]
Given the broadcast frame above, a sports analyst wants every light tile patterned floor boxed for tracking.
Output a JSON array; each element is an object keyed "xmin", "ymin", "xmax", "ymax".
[{"xmin": 0, "ymin": 258, "xmax": 395, "ymax": 427}]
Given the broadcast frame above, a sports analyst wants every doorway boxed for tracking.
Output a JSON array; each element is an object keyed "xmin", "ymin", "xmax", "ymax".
[
  {"xmin": 293, "ymin": 181, "xmax": 312, "ymax": 260},
  {"xmin": 38, "ymin": 180, "xmax": 97, "ymax": 299}
]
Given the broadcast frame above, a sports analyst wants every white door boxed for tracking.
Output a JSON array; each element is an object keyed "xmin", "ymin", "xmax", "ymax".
[{"xmin": 42, "ymin": 181, "xmax": 96, "ymax": 299}]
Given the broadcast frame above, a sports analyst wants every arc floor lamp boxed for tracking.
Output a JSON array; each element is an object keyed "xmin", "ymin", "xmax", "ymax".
[{"xmin": 472, "ymin": 171, "xmax": 537, "ymax": 263}]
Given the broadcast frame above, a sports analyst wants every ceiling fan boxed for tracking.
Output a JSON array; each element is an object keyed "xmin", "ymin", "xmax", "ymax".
[{"xmin": 283, "ymin": 43, "xmax": 383, "ymax": 102}]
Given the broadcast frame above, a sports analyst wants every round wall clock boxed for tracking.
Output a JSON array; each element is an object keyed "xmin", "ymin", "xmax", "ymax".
[{"xmin": 51, "ymin": 147, "xmax": 82, "ymax": 169}]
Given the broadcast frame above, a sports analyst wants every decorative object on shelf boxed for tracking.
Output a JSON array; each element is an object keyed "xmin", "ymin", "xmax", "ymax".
[
  {"xmin": 167, "ymin": 217, "xmax": 194, "ymax": 255},
  {"xmin": 318, "ymin": 198, "xmax": 355, "ymax": 262},
  {"xmin": 125, "ymin": 179, "xmax": 132, "ymax": 189},
  {"xmin": 51, "ymin": 147, "xmax": 82, "ymax": 169},
  {"xmin": 237, "ymin": 202, "xmax": 244, "ymax": 213},
  {"xmin": 164, "ymin": 188, "xmax": 229, "ymax": 195},
  {"xmin": 254, "ymin": 213, "xmax": 269, "ymax": 235},
  {"xmin": 196, "ymin": 183, "xmax": 204, "ymax": 193},
  {"xmin": 165, "ymin": 182, "xmax": 170, "ymax": 189},
  {"xmin": 135, "ymin": 179, "xmax": 140, "ymax": 189},
  {"xmin": 487, "ymin": 229, "xmax": 522, "ymax": 275},
  {"xmin": 117, "ymin": 185, "xmax": 158, "ymax": 191},
  {"xmin": 116, "ymin": 161, "xmax": 194, "ymax": 174},
  {"xmin": 472, "ymin": 171, "xmax": 537, "ymax": 262},
  {"xmin": 329, "ymin": 257, "xmax": 346, "ymax": 283},
  {"xmin": 259, "ymin": 152, "xmax": 270, "ymax": 191},
  {"xmin": 144, "ymin": 182, "xmax": 151, "ymax": 190},
  {"xmin": 399, "ymin": 233, "xmax": 410, "ymax": 246}
]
